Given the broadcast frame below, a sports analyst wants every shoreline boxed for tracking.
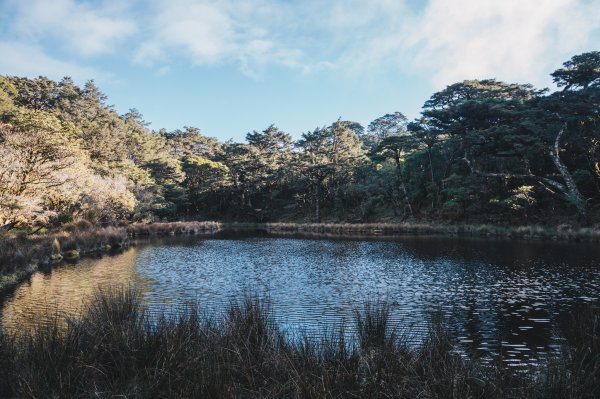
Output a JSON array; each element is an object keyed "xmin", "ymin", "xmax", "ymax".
[
  {"xmin": 1, "ymin": 220, "xmax": 599, "ymax": 294},
  {"xmin": 0, "ymin": 221, "xmax": 221, "ymax": 294},
  {"xmin": 256, "ymin": 221, "xmax": 600, "ymax": 242}
]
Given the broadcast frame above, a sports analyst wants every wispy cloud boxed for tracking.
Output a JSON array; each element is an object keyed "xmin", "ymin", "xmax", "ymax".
[
  {"xmin": 7, "ymin": 0, "xmax": 136, "ymax": 56},
  {"xmin": 1, "ymin": 0, "xmax": 599, "ymax": 87},
  {"xmin": 314, "ymin": 0, "xmax": 600, "ymax": 88},
  {"xmin": 0, "ymin": 41, "xmax": 109, "ymax": 82},
  {"xmin": 404, "ymin": 0, "xmax": 600, "ymax": 88},
  {"xmin": 133, "ymin": 0, "xmax": 314, "ymax": 76}
]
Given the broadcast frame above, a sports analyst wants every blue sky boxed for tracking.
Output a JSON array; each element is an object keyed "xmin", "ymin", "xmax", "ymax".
[{"xmin": 1, "ymin": 0, "xmax": 599, "ymax": 141}]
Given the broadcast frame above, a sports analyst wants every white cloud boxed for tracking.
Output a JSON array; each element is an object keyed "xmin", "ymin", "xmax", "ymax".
[
  {"xmin": 134, "ymin": 0, "xmax": 261, "ymax": 66},
  {"xmin": 8, "ymin": 0, "xmax": 136, "ymax": 56},
  {"xmin": 152, "ymin": 1, "xmax": 236, "ymax": 64},
  {"xmin": 2, "ymin": 0, "xmax": 598, "ymax": 86},
  {"xmin": 281, "ymin": 0, "xmax": 600, "ymax": 88},
  {"xmin": 392, "ymin": 0, "xmax": 600, "ymax": 88},
  {"xmin": 0, "ymin": 41, "xmax": 109, "ymax": 82},
  {"xmin": 133, "ymin": 0, "xmax": 328, "ymax": 76},
  {"xmin": 408, "ymin": 0, "xmax": 600, "ymax": 86}
]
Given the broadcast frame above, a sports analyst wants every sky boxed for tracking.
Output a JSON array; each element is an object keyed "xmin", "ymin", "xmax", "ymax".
[{"xmin": 1, "ymin": 0, "xmax": 599, "ymax": 141}]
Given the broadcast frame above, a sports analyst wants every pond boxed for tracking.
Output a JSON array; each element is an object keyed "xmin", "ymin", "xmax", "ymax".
[{"xmin": 2, "ymin": 231, "xmax": 600, "ymax": 366}]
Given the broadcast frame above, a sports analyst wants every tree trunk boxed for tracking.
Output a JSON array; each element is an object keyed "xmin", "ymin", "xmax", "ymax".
[
  {"xmin": 400, "ymin": 179, "xmax": 413, "ymax": 219},
  {"xmin": 394, "ymin": 151, "xmax": 413, "ymax": 218},
  {"xmin": 549, "ymin": 125, "xmax": 588, "ymax": 220},
  {"xmin": 427, "ymin": 147, "xmax": 435, "ymax": 185},
  {"xmin": 315, "ymin": 183, "xmax": 320, "ymax": 222},
  {"xmin": 461, "ymin": 124, "xmax": 589, "ymax": 221},
  {"xmin": 427, "ymin": 147, "xmax": 436, "ymax": 209}
]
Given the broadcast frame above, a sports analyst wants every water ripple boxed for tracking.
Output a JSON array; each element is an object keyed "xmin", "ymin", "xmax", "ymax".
[{"xmin": 2, "ymin": 234, "xmax": 599, "ymax": 366}]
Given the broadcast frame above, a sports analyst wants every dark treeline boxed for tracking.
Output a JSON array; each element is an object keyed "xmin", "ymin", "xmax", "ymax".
[{"xmin": 1, "ymin": 51, "xmax": 599, "ymax": 231}]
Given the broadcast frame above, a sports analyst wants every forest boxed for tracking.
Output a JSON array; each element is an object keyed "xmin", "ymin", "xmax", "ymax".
[{"xmin": 1, "ymin": 51, "xmax": 599, "ymax": 231}]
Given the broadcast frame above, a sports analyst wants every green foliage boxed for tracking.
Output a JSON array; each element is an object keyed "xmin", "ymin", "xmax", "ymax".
[
  {"xmin": 0, "ymin": 77, "xmax": 17, "ymax": 116},
  {"xmin": 1, "ymin": 51, "xmax": 599, "ymax": 228},
  {"xmin": 551, "ymin": 51, "xmax": 600, "ymax": 90},
  {"xmin": 364, "ymin": 111, "xmax": 407, "ymax": 148}
]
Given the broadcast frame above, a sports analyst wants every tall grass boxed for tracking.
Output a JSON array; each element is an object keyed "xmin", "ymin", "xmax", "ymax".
[
  {"xmin": 553, "ymin": 302, "xmax": 600, "ymax": 398},
  {"xmin": 1, "ymin": 286, "xmax": 598, "ymax": 398}
]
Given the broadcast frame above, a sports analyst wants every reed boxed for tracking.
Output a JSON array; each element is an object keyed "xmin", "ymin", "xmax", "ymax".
[{"xmin": 0, "ymin": 286, "xmax": 598, "ymax": 398}]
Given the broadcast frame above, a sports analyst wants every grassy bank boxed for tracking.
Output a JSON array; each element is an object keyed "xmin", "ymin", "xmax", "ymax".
[
  {"xmin": 265, "ymin": 222, "xmax": 600, "ymax": 242},
  {"xmin": 0, "ymin": 286, "xmax": 598, "ymax": 398},
  {"xmin": 0, "ymin": 221, "xmax": 220, "ymax": 293}
]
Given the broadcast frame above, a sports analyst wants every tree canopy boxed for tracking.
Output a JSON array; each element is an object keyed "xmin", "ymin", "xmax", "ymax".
[{"xmin": 1, "ymin": 51, "xmax": 599, "ymax": 230}]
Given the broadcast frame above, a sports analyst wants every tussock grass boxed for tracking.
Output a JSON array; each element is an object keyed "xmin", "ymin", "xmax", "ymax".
[
  {"xmin": 0, "ymin": 286, "xmax": 598, "ymax": 398},
  {"xmin": 354, "ymin": 299, "xmax": 395, "ymax": 350},
  {"xmin": 126, "ymin": 221, "xmax": 221, "ymax": 237}
]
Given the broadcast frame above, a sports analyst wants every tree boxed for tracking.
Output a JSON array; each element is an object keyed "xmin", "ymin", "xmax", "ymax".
[
  {"xmin": 295, "ymin": 120, "xmax": 366, "ymax": 220},
  {"xmin": 182, "ymin": 155, "xmax": 230, "ymax": 215},
  {"xmin": 407, "ymin": 121, "xmax": 443, "ymax": 206},
  {"xmin": 295, "ymin": 127, "xmax": 333, "ymax": 221},
  {"xmin": 0, "ymin": 54, "xmax": 597, "ymax": 227},
  {"xmin": 246, "ymin": 124, "xmax": 292, "ymax": 153},
  {"xmin": 365, "ymin": 112, "xmax": 408, "ymax": 147},
  {"xmin": 416, "ymin": 71, "xmax": 597, "ymax": 220},
  {"xmin": 412, "ymin": 80, "xmax": 539, "ymax": 215},
  {"xmin": 162, "ymin": 126, "xmax": 222, "ymax": 159},
  {"xmin": 551, "ymin": 51, "xmax": 600, "ymax": 91},
  {"xmin": 79, "ymin": 175, "xmax": 137, "ymax": 224},
  {"xmin": 538, "ymin": 51, "xmax": 600, "ymax": 219},
  {"xmin": 244, "ymin": 125, "xmax": 294, "ymax": 219},
  {"xmin": 0, "ymin": 110, "xmax": 83, "ymax": 229},
  {"xmin": 219, "ymin": 143, "xmax": 262, "ymax": 215},
  {"xmin": 9, "ymin": 76, "xmax": 61, "ymax": 111},
  {"xmin": 0, "ymin": 77, "xmax": 17, "ymax": 116},
  {"xmin": 373, "ymin": 135, "xmax": 417, "ymax": 218}
]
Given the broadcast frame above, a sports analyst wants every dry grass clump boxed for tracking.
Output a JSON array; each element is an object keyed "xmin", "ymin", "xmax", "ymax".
[{"xmin": 127, "ymin": 221, "xmax": 221, "ymax": 237}]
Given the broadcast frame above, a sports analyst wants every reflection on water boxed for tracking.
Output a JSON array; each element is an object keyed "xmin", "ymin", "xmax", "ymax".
[
  {"xmin": 1, "ymin": 247, "xmax": 155, "ymax": 329},
  {"xmin": 2, "ymin": 233, "xmax": 600, "ymax": 366}
]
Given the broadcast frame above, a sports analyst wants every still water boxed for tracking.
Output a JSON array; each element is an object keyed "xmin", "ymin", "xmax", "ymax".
[{"xmin": 2, "ymin": 232, "xmax": 600, "ymax": 365}]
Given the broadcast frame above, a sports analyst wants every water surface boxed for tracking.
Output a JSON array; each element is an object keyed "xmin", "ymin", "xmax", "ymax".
[{"xmin": 2, "ymin": 232, "xmax": 599, "ymax": 365}]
